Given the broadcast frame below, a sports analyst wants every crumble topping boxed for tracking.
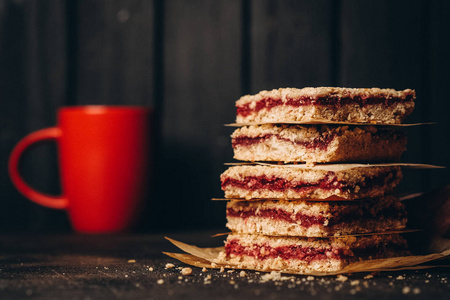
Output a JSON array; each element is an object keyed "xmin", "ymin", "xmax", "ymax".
[{"xmin": 236, "ymin": 87, "xmax": 415, "ymax": 106}]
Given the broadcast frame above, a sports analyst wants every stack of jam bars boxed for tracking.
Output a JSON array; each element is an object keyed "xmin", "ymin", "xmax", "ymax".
[{"xmin": 216, "ymin": 87, "xmax": 415, "ymax": 273}]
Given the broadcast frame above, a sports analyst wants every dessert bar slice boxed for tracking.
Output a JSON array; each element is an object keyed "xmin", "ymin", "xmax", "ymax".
[
  {"xmin": 236, "ymin": 87, "xmax": 415, "ymax": 124},
  {"xmin": 220, "ymin": 165, "xmax": 402, "ymax": 200},
  {"xmin": 215, "ymin": 233, "xmax": 409, "ymax": 273},
  {"xmin": 231, "ymin": 124, "xmax": 407, "ymax": 163},
  {"xmin": 226, "ymin": 196, "xmax": 406, "ymax": 237}
]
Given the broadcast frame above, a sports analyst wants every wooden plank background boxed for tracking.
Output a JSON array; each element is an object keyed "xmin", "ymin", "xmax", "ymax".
[{"xmin": 0, "ymin": 0, "xmax": 448, "ymax": 233}]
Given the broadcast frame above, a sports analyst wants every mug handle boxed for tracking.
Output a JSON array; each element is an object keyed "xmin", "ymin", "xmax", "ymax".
[{"xmin": 8, "ymin": 127, "xmax": 69, "ymax": 209}]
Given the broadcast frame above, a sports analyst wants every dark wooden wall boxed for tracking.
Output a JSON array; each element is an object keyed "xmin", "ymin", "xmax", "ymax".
[{"xmin": 0, "ymin": 0, "xmax": 449, "ymax": 233}]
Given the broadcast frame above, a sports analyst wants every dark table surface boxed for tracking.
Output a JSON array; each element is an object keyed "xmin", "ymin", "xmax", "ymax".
[{"xmin": 0, "ymin": 230, "xmax": 448, "ymax": 300}]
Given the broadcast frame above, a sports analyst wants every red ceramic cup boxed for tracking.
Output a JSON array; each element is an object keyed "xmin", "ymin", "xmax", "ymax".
[{"xmin": 9, "ymin": 106, "xmax": 153, "ymax": 233}]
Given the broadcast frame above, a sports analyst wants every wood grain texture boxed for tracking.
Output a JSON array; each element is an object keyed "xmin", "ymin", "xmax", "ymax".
[
  {"xmin": 0, "ymin": 0, "xmax": 69, "ymax": 232},
  {"xmin": 428, "ymin": 0, "xmax": 450, "ymax": 187},
  {"xmin": 153, "ymin": 0, "xmax": 240, "ymax": 230},
  {"xmin": 76, "ymin": 0, "xmax": 154, "ymax": 105},
  {"xmin": 340, "ymin": 0, "xmax": 427, "ymax": 194},
  {"xmin": 0, "ymin": 0, "xmax": 449, "ymax": 233},
  {"xmin": 0, "ymin": 0, "xmax": 28, "ymax": 232},
  {"xmin": 250, "ymin": 0, "xmax": 335, "ymax": 92}
]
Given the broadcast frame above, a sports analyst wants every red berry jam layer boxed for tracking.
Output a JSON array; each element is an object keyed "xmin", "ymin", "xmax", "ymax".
[
  {"xmin": 236, "ymin": 95, "xmax": 414, "ymax": 118},
  {"xmin": 232, "ymin": 133, "xmax": 336, "ymax": 151},
  {"xmin": 221, "ymin": 170, "xmax": 397, "ymax": 195},
  {"xmin": 226, "ymin": 206, "xmax": 405, "ymax": 228},
  {"xmin": 225, "ymin": 239, "xmax": 353, "ymax": 262}
]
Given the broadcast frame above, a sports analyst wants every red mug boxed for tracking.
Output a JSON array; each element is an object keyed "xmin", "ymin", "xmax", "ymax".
[{"xmin": 9, "ymin": 106, "xmax": 153, "ymax": 233}]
